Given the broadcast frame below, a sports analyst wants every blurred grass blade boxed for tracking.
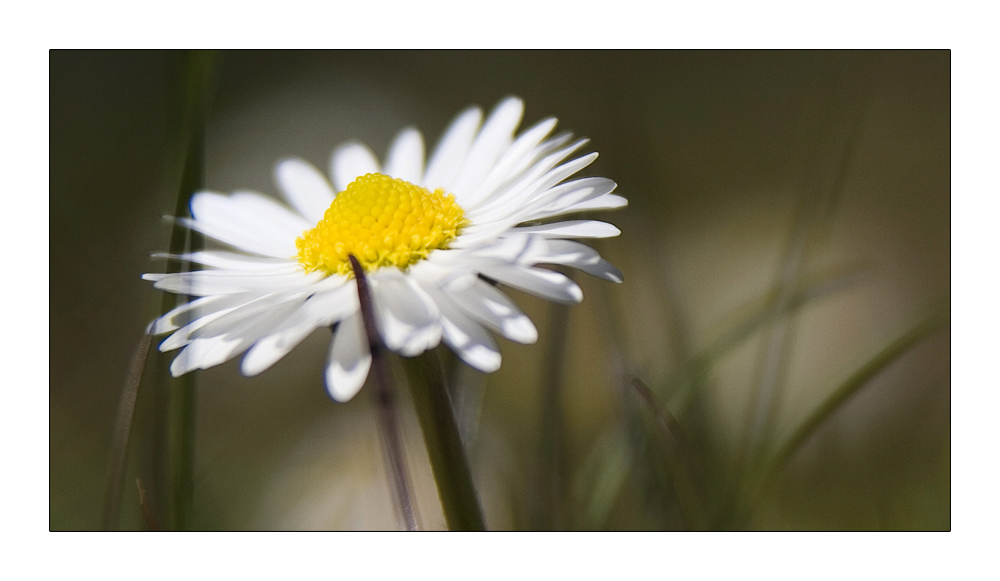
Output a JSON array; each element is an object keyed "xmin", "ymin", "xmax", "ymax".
[
  {"xmin": 571, "ymin": 427, "xmax": 631, "ymax": 530},
  {"xmin": 630, "ymin": 376, "xmax": 706, "ymax": 530},
  {"xmin": 667, "ymin": 264, "xmax": 867, "ymax": 409},
  {"xmin": 761, "ymin": 302, "xmax": 949, "ymax": 490},
  {"xmin": 153, "ymin": 50, "xmax": 218, "ymax": 531},
  {"xmin": 101, "ymin": 334, "xmax": 152, "ymax": 530},
  {"xmin": 533, "ymin": 297, "xmax": 571, "ymax": 530}
]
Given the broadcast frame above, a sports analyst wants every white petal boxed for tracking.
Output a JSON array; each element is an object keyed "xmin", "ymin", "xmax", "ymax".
[
  {"xmin": 515, "ymin": 177, "xmax": 618, "ymax": 223},
  {"xmin": 189, "ymin": 191, "xmax": 304, "ymax": 249},
  {"xmin": 241, "ymin": 319, "xmax": 318, "ymax": 376},
  {"xmin": 183, "ymin": 191, "xmax": 299, "ymax": 257},
  {"xmin": 159, "ymin": 303, "xmax": 246, "ymax": 352},
  {"xmin": 525, "ymin": 239, "xmax": 625, "ymax": 283},
  {"xmin": 460, "ymin": 117, "xmax": 558, "ymax": 208},
  {"xmin": 326, "ymin": 312, "xmax": 372, "ymax": 402},
  {"xmin": 464, "ymin": 233, "xmax": 548, "ymax": 266},
  {"xmin": 449, "ymin": 97, "xmax": 524, "ymax": 200},
  {"xmin": 234, "ymin": 277, "xmax": 349, "ymax": 373},
  {"xmin": 448, "ymin": 279, "xmax": 538, "ymax": 344},
  {"xmin": 407, "ymin": 259, "xmax": 478, "ymax": 288},
  {"xmin": 480, "ymin": 264, "xmax": 583, "ymax": 305},
  {"xmin": 383, "ymin": 128, "xmax": 425, "ymax": 184},
  {"xmin": 300, "ymin": 280, "xmax": 359, "ymax": 325},
  {"xmin": 143, "ymin": 268, "xmax": 320, "ymax": 296},
  {"xmin": 187, "ymin": 292, "xmax": 306, "ymax": 343},
  {"xmin": 220, "ymin": 281, "xmax": 356, "ymax": 373},
  {"xmin": 533, "ymin": 193, "xmax": 629, "ymax": 219},
  {"xmin": 275, "ymin": 158, "xmax": 337, "ymax": 223},
  {"xmin": 169, "ymin": 298, "xmax": 301, "ymax": 376},
  {"xmin": 511, "ymin": 220, "xmax": 621, "ymax": 239},
  {"xmin": 170, "ymin": 335, "xmax": 246, "ymax": 376},
  {"xmin": 526, "ymin": 238, "xmax": 601, "ymax": 266},
  {"xmin": 465, "ymin": 141, "xmax": 591, "ymax": 222},
  {"xmin": 423, "ymin": 106, "xmax": 483, "ymax": 191},
  {"xmin": 422, "ymin": 283, "xmax": 501, "ymax": 373},
  {"xmin": 152, "ymin": 251, "xmax": 296, "ymax": 271},
  {"xmin": 371, "ymin": 271, "xmax": 442, "ymax": 357},
  {"xmin": 148, "ymin": 293, "xmax": 259, "ymax": 335},
  {"xmin": 569, "ymin": 258, "xmax": 624, "ymax": 283},
  {"xmin": 331, "ymin": 142, "xmax": 380, "ymax": 192}
]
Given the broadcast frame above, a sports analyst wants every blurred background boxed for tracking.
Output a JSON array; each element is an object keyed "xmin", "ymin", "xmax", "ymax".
[{"xmin": 50, "ymin": 50, "xmax": 949, "ymax": 531}]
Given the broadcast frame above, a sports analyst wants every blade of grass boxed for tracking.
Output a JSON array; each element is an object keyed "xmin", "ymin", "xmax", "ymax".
[
  {"xmin": 759, "ymin": 302, "xmax": 949, "ymax": 498},
  {"xmin": 101, "ymin": 334, "xmax": 152, "ymax": 530},
  {"xmin": 151, "ymin": 50, "xmax": 218, "ymax": 531},
  {"xmin": 742, "ymin": 88, "xmax": 867, "ymax": 464},
  {"xmin": 665, "ymin": 264, "xmax": 868, "ymax": 411},
  {"xmin": 533, "ymin": 292, "xmax": 572, "ymax": 530},
  {"xmin": 629, "ymin": 376, "xmax": 706, "ymax": 530},
  {"xmin": 570, "ymin": 426, "xmax": 631, "ymax": 530}
]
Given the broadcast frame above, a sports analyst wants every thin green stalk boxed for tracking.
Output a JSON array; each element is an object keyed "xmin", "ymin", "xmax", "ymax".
[
  {"xmin": 349, "ymin": 256, "xmax": 417, "ymax": 531},
  {"xmin": 404, "ymin": 350, "xmax": 486, "ymax": 531},
  {"xmin": 629, "ymin": 377, "xmax": 706, "ymax": 530},
  {"xmin": 153, "ymin": 50, "xmax": 217, "ymax": 531},
  {"xmin": 758, "ymin": 303, "xmax": 949, "ymax": 501},
  {"xmin": 102, "ymin": 334, "xmax": 152, "ymax": 530},
  {"xmin": 667, "ymin": 266, "xmax": 865, "ymax": 411},
  {"xmin": 534, "ymin": 298, "xmax": 571, "ymax": 530}
]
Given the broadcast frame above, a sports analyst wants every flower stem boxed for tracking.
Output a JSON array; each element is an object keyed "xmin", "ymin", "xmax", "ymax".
[
  {"xmin": 102, "ymin": 333, "xmax": 152, "ymax": 530},
  {"xmin": 404, "ymin": 350, "xmax": 487, "ymax": 531},
  {"xmin": 155, "ymin": 50, "xmax": 217, "ymax": 530},
  {"xmin": 349, "ymin": 255, "xmax": 418, "ymax": 531}
]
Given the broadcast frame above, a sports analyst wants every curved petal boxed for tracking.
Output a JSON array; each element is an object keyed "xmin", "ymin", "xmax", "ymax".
[
  {"xmin": 460, "ymin": 117, "xmax": 558, "ymax": 208},
  {"xmin": 421, "ymin": 283, "xmax": 501, "ymax": 373},
  {"xmin": 541, "ymin": 193, "xmax": 629, "ymax": 218},
  {"xmin": 423, "ymin": 106, "xmax": 482, "ymax": 192},
  {"xmin": 511, "ymin": 220, "xmax": 621, "ymax": 239},
  {"xmin": 448, "ymin": 279, "xmax": 538, "ymax": 344},
  {"xmin": 331, "ymin": 142, "xmax": 380, "ymax": 192},
  {"xmin": 326, "ymin": 312, "xmax": 372, "ymax": 402},
  {"xmin": 514, "ymin": 176, "xmax": 618, "ymax": 223},
  {"xmin": 372, "ymin": 270, "xmax": 442, "ymax": 357},
  {"xmin": 143, "ymin": 268, "xmax": 321, "ymax": 296},
  {"xmin": 525, "ymin": 239, "xmax": 625, "ymax": 283},
  {"xmin": 275, "ymin": 158, "xmax": 337, "ymax": 223},
  {"xmin": 168, "ymin": 297, "xmax": 301, "ymax": 376},
  {"xmin": 239, "ymin": 282, "xmax": 358, "ymax": 377},
  {"xmin": 449, "ymin": 97, "xmax": 524, "ymax": 201},
  {"xmin": 184, "ymin": 191, "xmax": 300, "ymax": 257},
  {"xmin": 479, "ymin": 264, "xmax": 583, "ymax": 305},
  {"xmin": 465, "ymin": 142, "xmax": 592, "ymax": 222},
  {"xmin": 151, "ymin": 251, "xmax": 294, "ymax": 271},
  {"xmin": 148, "ymin": 292, "xmax": 261, "ymax": 335},
  {"xmin": 383, "ymin": 128, "xmax": 425, "ymax": 184}
]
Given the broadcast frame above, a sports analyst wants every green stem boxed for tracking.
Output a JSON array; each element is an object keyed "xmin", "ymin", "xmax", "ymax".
[
  {"xmin": 404, "ymin": 350, "xmax": 486, "ymax": 531},
  {"xmin": 349, "ymin": 256, "xmax": 417, "ymax": 531},
  {"xmin": 629, "ymin": 376, "xmax": 706, "ymax": 530},
  {"xmin": 102, "ymin": 334, "xmax": 152, "ymax": 530},
  {"xmin": 155, "ymin": 50, "xmax": 217, "ymax": 531}
]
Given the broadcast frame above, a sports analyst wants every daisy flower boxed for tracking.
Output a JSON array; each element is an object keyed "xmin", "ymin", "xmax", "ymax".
[{"xmin": 144, "ymin": 97, "xmax": 626, "ymax": 402}]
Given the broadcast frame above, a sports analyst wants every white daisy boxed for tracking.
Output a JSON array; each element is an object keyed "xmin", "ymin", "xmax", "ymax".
[{"xmin": 144, "ymin": 97, "xmax": 626, "ymax": 402}]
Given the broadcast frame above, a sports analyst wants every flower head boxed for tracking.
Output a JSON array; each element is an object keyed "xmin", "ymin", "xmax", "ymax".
[{"xmin": 144, "ymin": 97, "xmax": 626, "ymax": 402}]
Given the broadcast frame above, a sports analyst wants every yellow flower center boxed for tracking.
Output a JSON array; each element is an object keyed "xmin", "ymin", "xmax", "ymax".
[{"xmin": 296, "ymin": 173, "xmax": 467, "ymax": 276}]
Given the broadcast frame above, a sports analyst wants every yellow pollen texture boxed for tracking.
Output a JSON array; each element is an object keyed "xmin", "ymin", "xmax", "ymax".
[{"xmin": 296, "ymin": 173, "xmax": 467, "ymax": 276}]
